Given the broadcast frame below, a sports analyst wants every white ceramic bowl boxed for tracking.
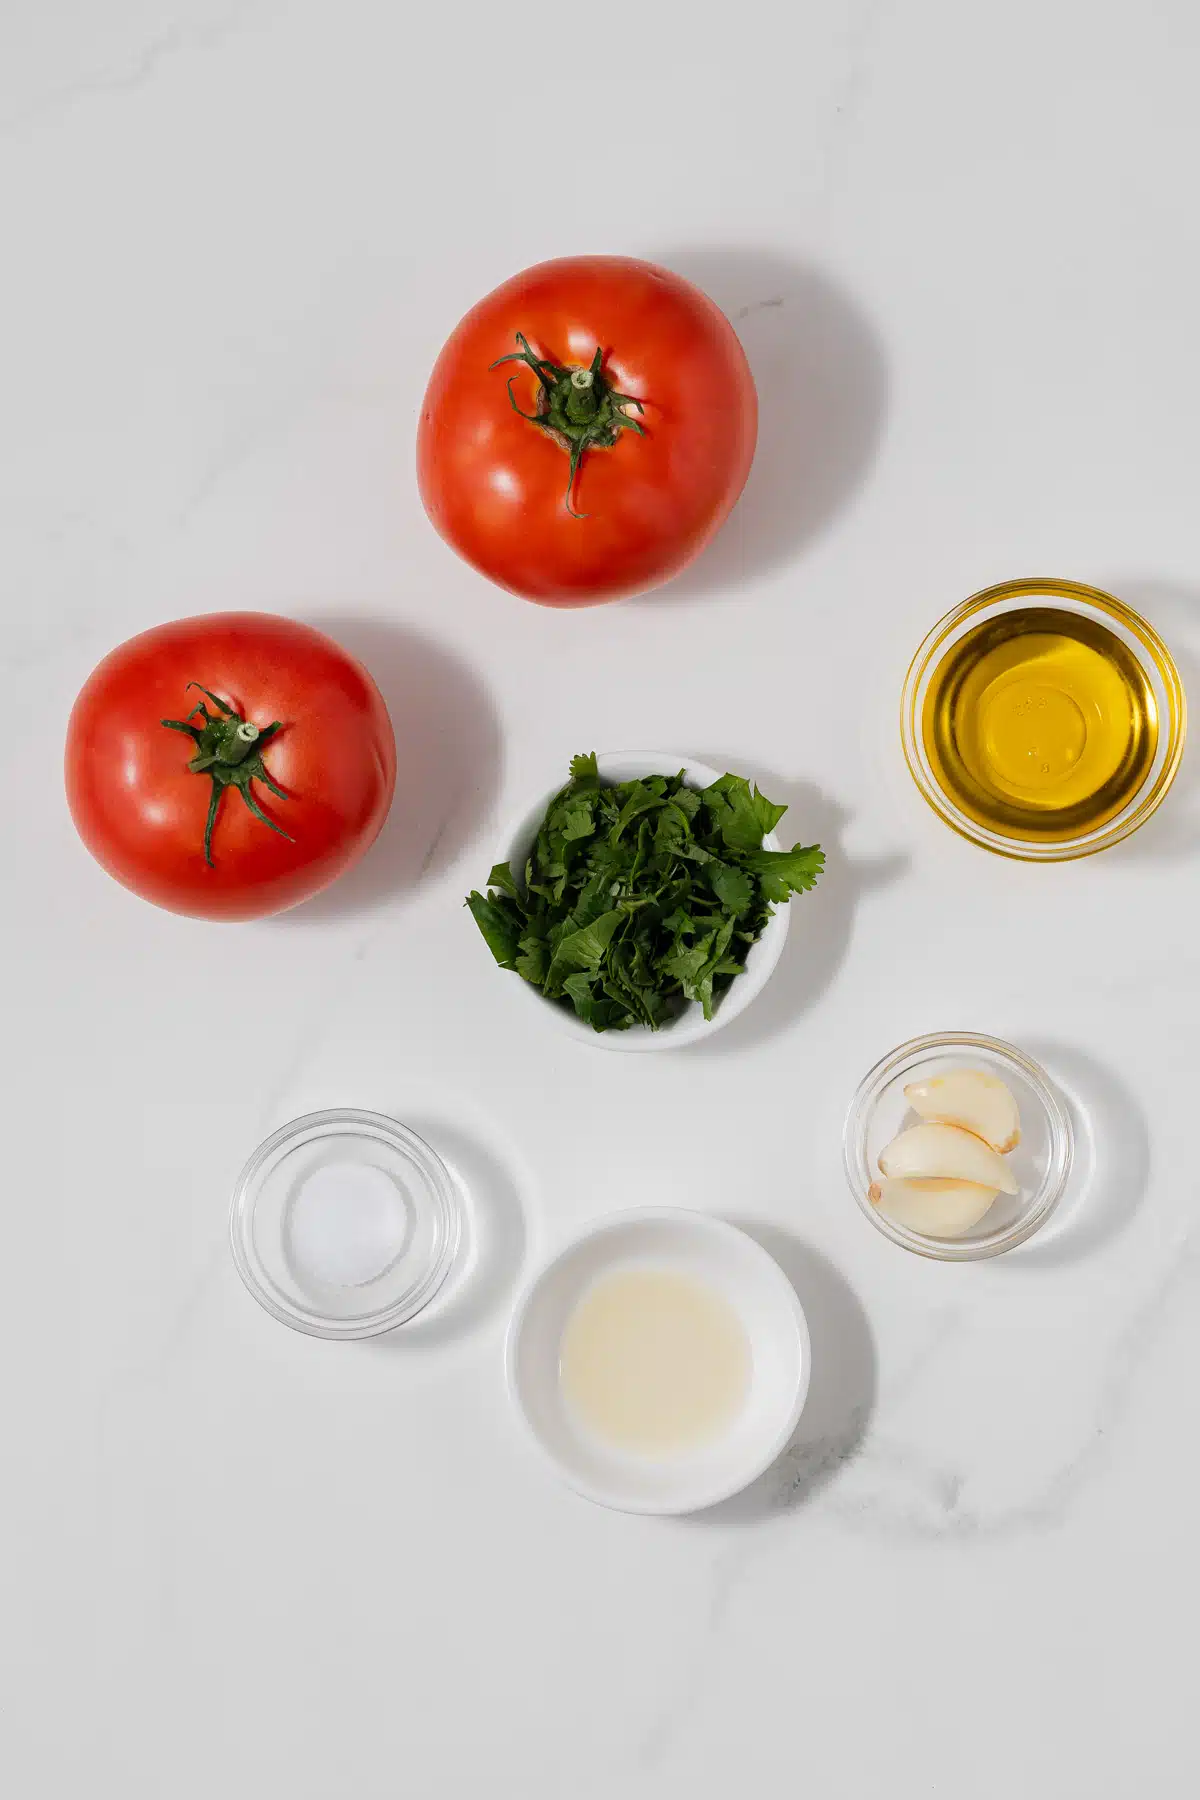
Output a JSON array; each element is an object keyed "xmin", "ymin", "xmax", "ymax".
[
  {"xmin": 505, "ymin": 1208, "xmax": 811, "ymax": 1514},
  {"xmin": 491, "ymin": 752, "xmax": 791, "ymax": 1051}
]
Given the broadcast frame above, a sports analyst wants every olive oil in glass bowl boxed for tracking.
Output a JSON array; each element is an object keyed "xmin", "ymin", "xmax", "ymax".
[{"xmin": 901, "ymin": 579, "xmax": 1186, "ymax": 860}]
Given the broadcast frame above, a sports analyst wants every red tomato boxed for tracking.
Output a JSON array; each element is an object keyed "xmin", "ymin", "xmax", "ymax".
[
  {"xmin": 417, "ymin": 256, "xmax": 757, "ymax": 605},
  {"xmin": 65, "ymin": 613, "xmax": 396, "ymax": 920}
]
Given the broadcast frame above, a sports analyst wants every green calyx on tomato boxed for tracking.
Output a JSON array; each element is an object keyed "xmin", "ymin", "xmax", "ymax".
[
  {"xmin": 490, "ymin": 333, "xmax": 646, "ymax": 518},
  {"xmin": 160, "ymin": 683, "xmax": 293, "ymax": 868}
]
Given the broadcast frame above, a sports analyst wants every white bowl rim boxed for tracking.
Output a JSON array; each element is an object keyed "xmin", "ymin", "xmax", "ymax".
[
  {"xmin": 504, "ymin": 1206, "xmax": 813, "ymax": 1514},
  {"xmin": 487, "ymin": 751, "xmax": 792, "ymax": 1052}
]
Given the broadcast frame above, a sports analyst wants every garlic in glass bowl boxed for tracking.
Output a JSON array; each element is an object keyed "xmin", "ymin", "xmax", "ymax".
[{"xmin": 844, "ymin": 1032, "xmax": 1073, "ymax": 1261}]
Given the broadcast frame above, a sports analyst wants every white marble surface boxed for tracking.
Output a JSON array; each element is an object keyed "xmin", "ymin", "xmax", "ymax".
[{"xmin": 5, "ymin": 2, "xmax": 1200, "ymax": 1793}]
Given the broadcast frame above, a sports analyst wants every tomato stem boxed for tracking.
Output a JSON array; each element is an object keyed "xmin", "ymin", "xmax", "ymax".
[
  {"xmin": 160, "ymin": 685, "xmax": 293, "ymax": 868},
  {"xmin": 223, "ymin": 721, "xmax": 261, "ymax": 764},
  {"xmin": 489, "ymin": 333, "xmax": 646, "ymax": 518}
]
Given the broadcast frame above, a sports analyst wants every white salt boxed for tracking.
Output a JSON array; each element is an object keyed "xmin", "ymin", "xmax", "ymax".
[{"xmin": 287, "ymin": 1161, "xmax": 408, "ymax": 1288}]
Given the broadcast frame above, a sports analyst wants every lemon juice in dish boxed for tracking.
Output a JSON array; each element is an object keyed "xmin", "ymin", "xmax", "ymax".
[
  {"xmin": 921, "ymin": 606, "xmax": 1158, "ymax": 842},
  {"xmin": 559, "ymin": 1266, "xmax": 750, "ymax": 1456}
]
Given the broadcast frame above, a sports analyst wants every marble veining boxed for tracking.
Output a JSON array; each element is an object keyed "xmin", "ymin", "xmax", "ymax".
[{"xmin": 0, "ymin": 2, "xmax": 263, "ymax": 140}]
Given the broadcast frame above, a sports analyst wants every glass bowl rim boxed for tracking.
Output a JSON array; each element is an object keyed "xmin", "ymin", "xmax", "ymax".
[
  {"xmin": 843, "ymin": 1030, "xmax": 1074, "ymax": 1261},
  {"xmin": 229, "ymin": 1106, "xmax": 463, "ymax": 1339},
  {"xmin": 900, "ymin": 576, "xmax": 1187, "ymax": 861}
]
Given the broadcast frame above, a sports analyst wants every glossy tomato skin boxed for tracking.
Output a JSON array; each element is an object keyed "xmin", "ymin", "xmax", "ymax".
[
  {"xmin": 417, "ymin": 256, "xmax": 757, "ymax": 606},
  {"xmin": 65, "ymin": 613, "xmax": 396, "ymax": 920}
]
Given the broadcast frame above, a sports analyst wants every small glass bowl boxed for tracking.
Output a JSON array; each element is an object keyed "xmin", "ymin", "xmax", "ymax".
[
  {"xmin": 230, "ymin": 1109, "xmax": 463, "ymax": 1338},
  {"xmin": 901, "ymin": 577, "xmax": 1186, "ymax": 860},
  {"xmin": 844, "ymin": 1032, "xmax": 1073, "ymax": 1261}
]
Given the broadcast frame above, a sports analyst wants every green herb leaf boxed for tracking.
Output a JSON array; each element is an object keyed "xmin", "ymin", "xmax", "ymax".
[
  {"xmin": 562, "ymin": 971, "xmax": 629, "ymax": 1031},
  {"xmin": 569, "ymin": 751, "xmax": 599, "ymax": 786},
  {"xmin": 486, "ymin": 861, "xmax": 520, "ymax": 898},
  {"xmin": 465, "ymin": 758, "xmax": 822, "ymax": 1031},
  {"xmin": 752, "ymin": 787, "xmax": 788, "ymax": 837},
  {"xmin": 465, "ymin": 892, "xmax": 522, "ymax": 968},
  {"xmin": 515, "ymin": 933, "xmax": 549, "ymax": 984},
  {"xmin": 557, "ymin": 798, "xmax": 596, "ymax": 841},
  {"xmin": 740, "ymin": 843, "xmax": 826, "ymax": 903},
  {"xmin": 705, "ymin": 860, "xmax": 754, "ymax": 913},
  {"xmin": 547, "ymin": 908, "xmax": 624, "ymax": 975},
  {"xmin": 610, "ymin": 781, "xmax": 667, "ymax": 841}
]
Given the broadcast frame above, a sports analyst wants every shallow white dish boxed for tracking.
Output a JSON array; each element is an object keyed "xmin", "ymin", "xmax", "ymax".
[
  {"xmin": 505, "ymin": 1208, "xmax": 811, "ymax": 1514},
  {"xmin": 491, "ymin": 752, "xmax": 791, "ymax": 1051}
]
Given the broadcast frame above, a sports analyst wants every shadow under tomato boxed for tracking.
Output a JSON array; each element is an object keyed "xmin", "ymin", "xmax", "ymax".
[
  {"xmin": 643, "ymin": 249, "xmax": 889, "ymax": 602},
  {"xmin": 277, "ymin": 616, "xmax": 503, "ymax": 923}
]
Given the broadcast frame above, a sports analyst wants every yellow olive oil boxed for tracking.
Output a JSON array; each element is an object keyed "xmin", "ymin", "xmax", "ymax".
[{"xmin": 922, "ymin": 607, "xmax": 1158, "ymax": 842}]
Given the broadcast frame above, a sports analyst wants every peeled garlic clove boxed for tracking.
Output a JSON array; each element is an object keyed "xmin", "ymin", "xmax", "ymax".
[
  {"xmin": 878, "ymin": 1122, "xmax": 1019, "ymax": 1194},
  {"xmin": 869, "ymin": 1177, "xmax": 998, "ymax": 1238},
  {"xmin": 903, "ymin": 1068, "xmax": 1020, "ymax": 1153}
]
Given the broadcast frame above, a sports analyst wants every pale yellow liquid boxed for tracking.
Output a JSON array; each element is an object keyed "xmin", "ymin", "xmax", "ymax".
[{"xmin": 559, "ymin": 1266, "xmax": 750, "ymax": 1456}]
